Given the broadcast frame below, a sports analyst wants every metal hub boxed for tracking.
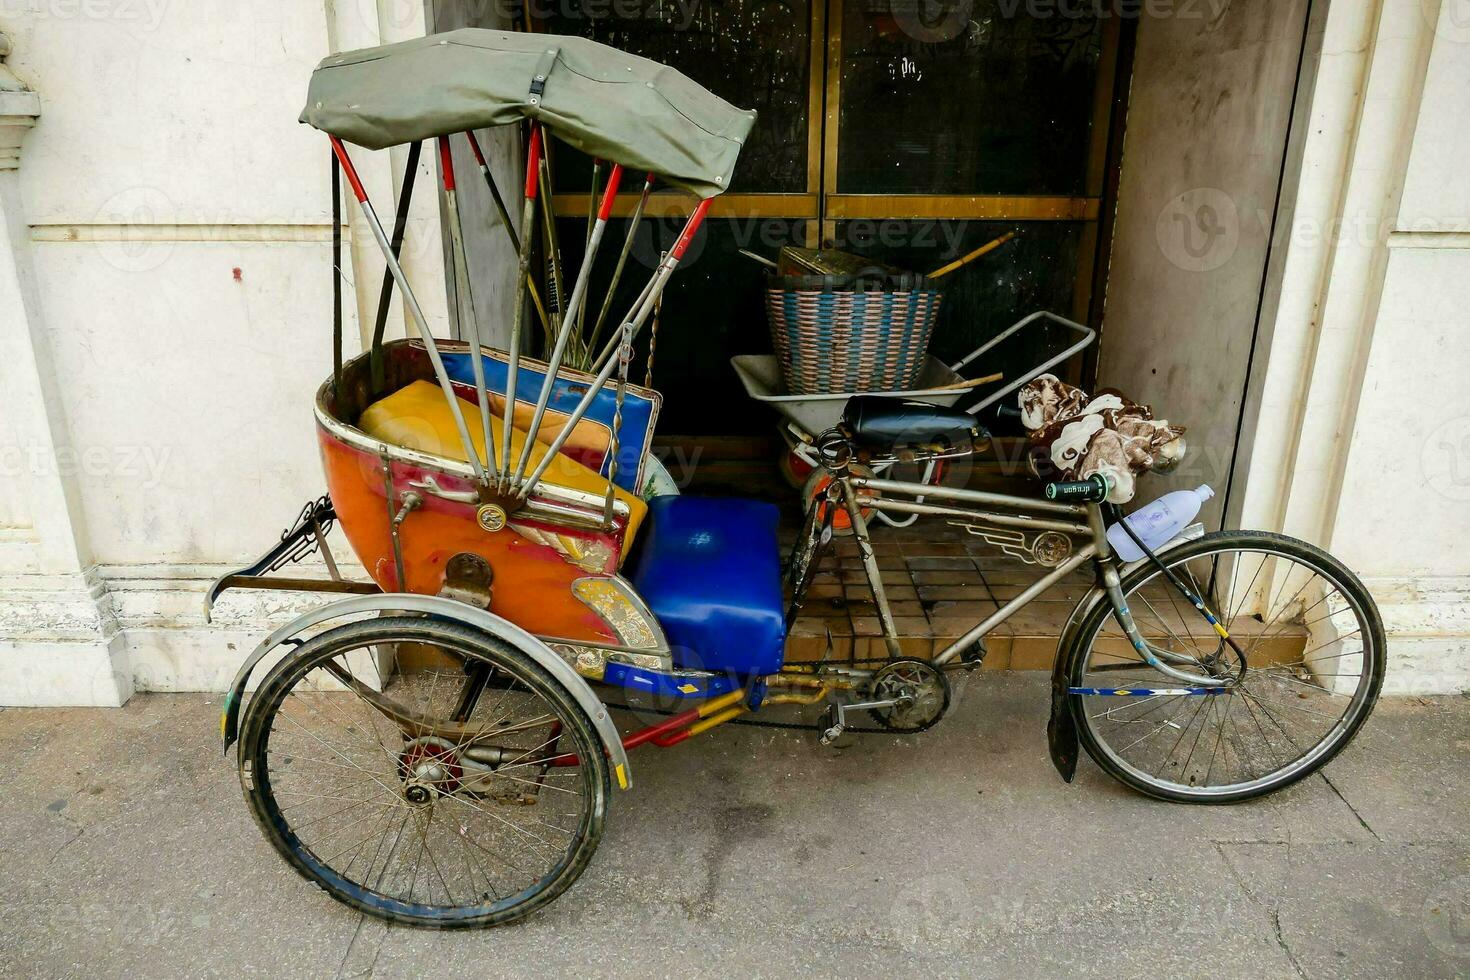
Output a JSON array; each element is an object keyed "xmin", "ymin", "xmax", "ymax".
[
  {"xmin": 868, "ymin": 660, "xmax": 951, "ymax": 732},
  {"xmin": 398, "ymin": 739, "xmax": 463, "ymax": 802}
]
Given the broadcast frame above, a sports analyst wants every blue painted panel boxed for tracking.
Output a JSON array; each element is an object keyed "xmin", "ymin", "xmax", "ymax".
[
  {"xmin": 440, "ymin": 350, "xmax": 657, "ymax": 493},
  {"xmin": 600, "ymin": 662, "xmax": 742, "ymax": 699}
]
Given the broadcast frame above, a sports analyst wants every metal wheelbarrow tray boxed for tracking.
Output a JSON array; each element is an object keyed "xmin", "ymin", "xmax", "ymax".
[{"xmin": 732, "ymin": 311, "xmax": 1096, "ymax": 435}]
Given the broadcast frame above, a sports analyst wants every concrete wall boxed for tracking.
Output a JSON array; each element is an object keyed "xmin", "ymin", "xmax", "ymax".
[
  {"xmin": 1098, "ymin": 0, "xmax": 1311, "ymax": 528},
  {"xmin": 0, "ymin": 1, "xmax": 451, "ymax": 702}
]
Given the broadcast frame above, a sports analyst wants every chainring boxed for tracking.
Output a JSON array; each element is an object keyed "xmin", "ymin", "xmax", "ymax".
[{"xmin": 867, "ymin": 659, "xmax": 951, "ymax": 732}]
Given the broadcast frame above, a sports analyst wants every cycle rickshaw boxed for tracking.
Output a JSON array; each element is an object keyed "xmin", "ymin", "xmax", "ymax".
[{"xmin": 214, "ymin": 29, "xmax": 1386, "ymax": 927}]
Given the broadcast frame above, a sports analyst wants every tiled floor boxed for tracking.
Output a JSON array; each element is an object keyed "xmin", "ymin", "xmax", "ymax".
[
  {"xmin": 784, "ymin": 518, "xmax": 1094, "ymax": 668},
  {"xmin": 684, "ymin": 451, "xmax": 1306, "ymax": 671},
  {"xmin": 782, "ymin": 515, "xmax": 1309, "ymax": 669}
]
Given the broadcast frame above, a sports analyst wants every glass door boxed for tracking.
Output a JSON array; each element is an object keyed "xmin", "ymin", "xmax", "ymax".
[
  {"xmin": 822, "ymin": 1, "xmax": 1121, "ymax": 386},
  {"xmin": 530, "ymin": 2, "xmax": 1124, "ymax": 434}
]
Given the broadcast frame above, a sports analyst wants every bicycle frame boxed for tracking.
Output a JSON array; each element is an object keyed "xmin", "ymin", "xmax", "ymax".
[{"xmin": 789, "ymin": 470, "xmax": 1232, "ymax": 688}]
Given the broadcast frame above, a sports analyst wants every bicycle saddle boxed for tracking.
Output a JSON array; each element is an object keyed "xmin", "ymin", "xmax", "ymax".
[{"xmin": 841, "ymin": 396, "xmax": 984, "ymax": 452}]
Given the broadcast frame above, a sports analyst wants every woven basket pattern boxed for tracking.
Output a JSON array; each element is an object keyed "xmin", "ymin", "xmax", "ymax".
[{"xmin": 766, "ymin": 280, "xmax": 942, "ymax": 395}]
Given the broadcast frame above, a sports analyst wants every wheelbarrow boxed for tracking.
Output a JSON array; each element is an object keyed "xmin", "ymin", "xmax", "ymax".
[{"xmin": 731, "ymin": 310, "xmax": 1097, "ymax": 526}]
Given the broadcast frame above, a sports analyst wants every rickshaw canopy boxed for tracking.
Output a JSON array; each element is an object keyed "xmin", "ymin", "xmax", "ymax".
[{"xmin": 300, "ymin": 28, "xmax": 756, "ymax": 199}]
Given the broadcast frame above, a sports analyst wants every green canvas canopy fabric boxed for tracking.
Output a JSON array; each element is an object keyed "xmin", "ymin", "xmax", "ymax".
[{"xmin": 301, "ymin": 28, "xmax": 756, "ymax": 199}]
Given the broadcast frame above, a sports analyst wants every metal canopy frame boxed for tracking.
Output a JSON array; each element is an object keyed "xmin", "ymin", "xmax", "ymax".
[{"xmin": 327, "ymin": 119, "xmax": 716, "ymax": 517}]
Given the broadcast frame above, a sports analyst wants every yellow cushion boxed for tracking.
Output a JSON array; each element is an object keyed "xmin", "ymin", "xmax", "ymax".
[{"xmin": 360, "ymin": 380, "xmax": 646, "ymax": 546}]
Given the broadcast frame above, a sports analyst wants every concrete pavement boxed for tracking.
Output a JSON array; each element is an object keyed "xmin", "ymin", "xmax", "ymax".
[{"xmin": 1, "ymin": 674, "xmax": 1465, "ymax": 979}]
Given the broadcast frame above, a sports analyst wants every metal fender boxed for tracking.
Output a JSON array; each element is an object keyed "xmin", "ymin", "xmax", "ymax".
[
  {"xmin": 219, "ymin": 593, "xmax": 632, "ymax": 789},
  {"xmin": 1047, "ymin": 586, "xmax": 1104, "ymax": 782},
  {"xmin": 1045, "ymin": 524, "xmax": 1208, "ymax": 782}
]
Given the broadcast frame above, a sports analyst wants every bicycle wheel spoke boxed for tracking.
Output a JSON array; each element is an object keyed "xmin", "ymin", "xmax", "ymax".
[
  {"xmin": 241, "ymin": 619, "xmax": 605, "ymax": 925},
  {"xmin": 1073, "ymin": 536, "xmax": 1381, "ymax": 798}
]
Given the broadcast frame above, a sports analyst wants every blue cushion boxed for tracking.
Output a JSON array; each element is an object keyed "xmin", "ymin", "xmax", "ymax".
[{"xmin": 628, "ymin": 496, "xmax": 786, "ymax": 677}]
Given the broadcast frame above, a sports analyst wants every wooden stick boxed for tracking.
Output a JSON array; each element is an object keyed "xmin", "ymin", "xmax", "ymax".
[
  {"xmin": 932, "ymin": 371, "xmax": 1003, "ymax": 391},
  {"xmin": 928, "ymin": 232, "xmax": 1015, "ymax": 279}
]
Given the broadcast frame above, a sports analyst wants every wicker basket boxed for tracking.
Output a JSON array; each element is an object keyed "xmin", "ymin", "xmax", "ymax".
[{"xmin": 766, "ymin": 271, "xmax": 942, "ymax": 395}]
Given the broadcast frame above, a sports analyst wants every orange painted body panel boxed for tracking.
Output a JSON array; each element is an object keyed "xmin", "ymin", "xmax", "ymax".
[{"xmin": 317, "ymin": 425, "xmax": 620, "ymax": 645}]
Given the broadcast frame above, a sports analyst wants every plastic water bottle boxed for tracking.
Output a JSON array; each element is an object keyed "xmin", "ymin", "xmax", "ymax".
[{"xmin": 1107, "ymin": 485, "xmax": 1215, "ymax": 561}]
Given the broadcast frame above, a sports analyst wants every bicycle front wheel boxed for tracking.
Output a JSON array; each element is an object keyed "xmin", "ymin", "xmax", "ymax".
[{"xmin": 1066, "ymin": 530, "xmax": 1385, "ymax": 803}]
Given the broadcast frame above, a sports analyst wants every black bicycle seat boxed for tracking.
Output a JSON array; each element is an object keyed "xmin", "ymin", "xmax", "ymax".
[{"xmin": 841, "ymin": 396, "xmax": 984, "ymax": 452}]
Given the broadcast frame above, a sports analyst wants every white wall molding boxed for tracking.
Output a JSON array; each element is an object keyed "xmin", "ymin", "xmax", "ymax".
[
  {"xmin": 1365, "ymin": 576, "xmax": 1470, "ymax": 695},
  {"xmin": 0, "ymin": 34, "xmax": 131, "ymax": 706},
  {"xmin": 101, "ymin": 561, "xmax": 355, "ymax": 693}
]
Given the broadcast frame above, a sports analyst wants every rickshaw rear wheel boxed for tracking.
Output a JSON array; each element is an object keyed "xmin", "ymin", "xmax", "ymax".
[{"xmin": 238, "ymin": 616, "xmax": 609, "ymax": 928}]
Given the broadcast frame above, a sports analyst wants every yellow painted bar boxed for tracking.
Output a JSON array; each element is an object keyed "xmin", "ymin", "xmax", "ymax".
[
  {"xmin": 696, "ymin": 688, "xmax": 747, "ymax": 719},
  {"xmin": 686, "ymin": 705, "xmax": 749, "ymax": 737}
]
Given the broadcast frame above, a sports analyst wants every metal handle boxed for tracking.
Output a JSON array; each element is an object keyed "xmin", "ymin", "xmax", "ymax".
[
  {"xmin": 1045, "ymin": 475, "xmax": 1110, "ymax": 503},
  {"xmin": 950, "ymin": 311, "xmax": 1097, "ymax": 417},
  {"xmin": 408, "ymin": 475, "xmax": 477, "ymax": 504}
]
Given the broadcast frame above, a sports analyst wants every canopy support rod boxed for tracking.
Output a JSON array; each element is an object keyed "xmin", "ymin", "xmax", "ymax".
[
  {"xmin": 440, "ymin": 136, "xmax": 496, "ymax": 483},
  {"xmin": 538, "ymin": 147, "xmax": 564, "ymax": 344},
  {"xmin": 499, "ymin": 124, "xmax": 543, "ymax": 490},
  {"xmin": 464, "ymin": 130, "xmax": 519, "ymax": 251},
  {"xmin": 516, "ymin": 198, "xmax": 710, "ymax": 498},
  {"xmin": 369, "ymin": 141, "xmax": 422, "ymax": 392},
  {"xmin": 580, "ymin": 159, "xmax": 602, "ymax": 341},
  {"xmin": 587, "ymin": 173, "xmax": 655, "ymax": 356},
  {"xmin": 330, "ymin": 136, "xmax": 487, "ymax": 485},
  {"xmin": 331, "ymin": 150, "xmax": 343, "ymax": 398},
  {"xmin": 465, "ymin": 129, "xmax": 551, "ymax": 339},
  {"xmin": 591, "ymin": 268, "xmax": 659, "ymax": 375},
  {"xmin": 510, "ymin": 162, "xmax": 625, "ymax": 487}
]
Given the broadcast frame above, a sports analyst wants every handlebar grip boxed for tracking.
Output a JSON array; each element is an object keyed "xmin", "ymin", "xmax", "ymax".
[{"xmin": 1044, "ymin": 475, "xmax": 1110, "ymax": 503}]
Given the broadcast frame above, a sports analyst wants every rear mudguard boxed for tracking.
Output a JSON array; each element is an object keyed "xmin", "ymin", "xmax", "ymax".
[
  {"xmin": 1046, "ymin": 525, "xmax": 1208, "ymax": 782},
  {"xmin": 219, "ymin": 593, "xmax": 632, "ymax": 789}
]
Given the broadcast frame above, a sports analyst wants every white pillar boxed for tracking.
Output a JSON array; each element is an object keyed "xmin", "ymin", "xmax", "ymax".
[
  {"xmin": 0, "ymin": 35, "xmax": 130, "ymax": 706},
  {"xmin": 1235, "ymin": 0, "xmax": 1470, "ymax": 693}
]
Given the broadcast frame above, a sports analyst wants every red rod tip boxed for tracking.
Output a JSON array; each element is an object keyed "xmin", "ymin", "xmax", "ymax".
[
  {"xmin": 329, "ymin": 137, "xmax": 368, "ymax": 203},
  {"xmin": 670, "ymin": 198, "xmax": 712, "ymax": 260},
  {"xmin": 437, "ymin": 136, "xmax": 456, "ymax": 192},
  {"xmin": 597, "ymin": 164, "xmax": 625, "ymax": 221},
  {"xmin": 465, "ymin": 130, "xmax": 487, "ymax": 168},
  {"xmin": 525, "ymin": 126, "xmax": 542, "ymax": 199}
]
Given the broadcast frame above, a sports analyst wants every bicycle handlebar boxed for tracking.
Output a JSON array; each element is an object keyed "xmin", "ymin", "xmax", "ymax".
[{"xmin": 1044, "ymin": 474, "xmax": 1110, "ymax": 503}]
